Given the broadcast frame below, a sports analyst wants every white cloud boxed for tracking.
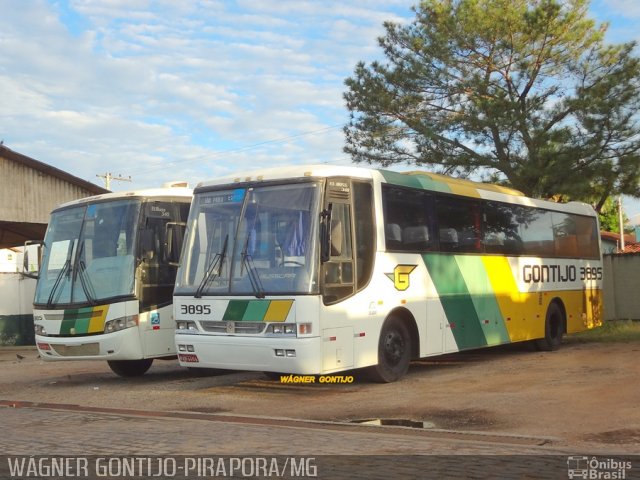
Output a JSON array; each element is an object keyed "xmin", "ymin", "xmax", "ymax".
[{"xmin": 2, "ymin": 0, "xmax": 414, "ymax": 188}]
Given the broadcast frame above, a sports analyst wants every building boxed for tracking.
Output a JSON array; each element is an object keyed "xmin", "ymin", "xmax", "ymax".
[{"xmin": 0, "ymin": 145, "xmax": 109, "ymax": 345}]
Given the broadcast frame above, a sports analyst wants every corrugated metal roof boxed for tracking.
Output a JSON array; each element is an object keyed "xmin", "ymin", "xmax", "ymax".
[{"xmin": 0, "ymin": 144, "xmax": 109, "ymax": 195}]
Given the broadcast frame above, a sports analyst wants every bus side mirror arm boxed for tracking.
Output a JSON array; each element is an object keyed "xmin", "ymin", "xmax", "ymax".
[
  {"xmin": 22, "ymin": 240, "xmax": 43, "ymax": 279},
  {"xmin": 164, "ymin": 222, "xmax": 186, "ymax": 267},
  {"xmin": 320, "ymin": 205, "xmax": 332, "ymax": 264}
]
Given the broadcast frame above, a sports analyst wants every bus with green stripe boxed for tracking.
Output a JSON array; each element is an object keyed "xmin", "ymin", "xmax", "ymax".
[
  {"xmin": 174, "ymin": 165, "xmax": 602, "ymax": 382},
  {"xmin": 32, "ymin": 184, "xmax": 192, "ymax": 377}
]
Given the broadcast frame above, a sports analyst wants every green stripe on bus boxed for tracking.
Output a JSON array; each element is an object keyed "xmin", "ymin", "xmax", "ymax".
[
  {"xmin": 242, "ymin": 301, "xmax": 271, "ymax": 321},
  {"xmin": 74, "ymin": 316, "xmax": 90, "ymax": 334},
  {"xmin": 380, "ymin": 170, "xmax": 424, "ymax": 189},
  {"xmin": 411, "ymin": 174, "xmax": 452, "ymax": 194},
  {"xmin": 222, "ymin": 300, "xmax": 249, "ymax": 321},
  {"xmin": 454, "ymin": 256, "xmax": 511, "ymax": 345},
  {"xmin": 60, "ymin": 317, "xmax": 75, "ymax": 335},
  {"xmin": 380, "ymin": 170, "xmax": 452, "ymax": 193},
  {"xmin": 422, "ymin": 254, "xmax": 487, "ymax": 350}
]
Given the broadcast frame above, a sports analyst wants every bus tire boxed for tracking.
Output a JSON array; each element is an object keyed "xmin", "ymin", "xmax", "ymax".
[
  {"xmin": 107, "ymin": 359, "xmax": 153, "ymax": 377},
  {"xmin": 536, "ymin": 302, "xmax": 564, "ymax": 351},
  {"xmin": 369, "ymin": 316, "xmax": 411, "ymax": 383}
]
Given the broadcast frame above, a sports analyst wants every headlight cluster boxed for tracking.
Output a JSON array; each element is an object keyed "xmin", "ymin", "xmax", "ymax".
[
  {"xmin": 176, "ymin": 320, "xmax": 198, "ymax": 331},
  {"xmin": 34, "ymin": 324, "xmax": 47, "ymax": 336},
  {"xmin": 104, "ymin": 315, "xmax": 138, "ymax": 334},
  {"xmin": 266, "ymin": 323, "xmax": 296, "ymax": 336}
]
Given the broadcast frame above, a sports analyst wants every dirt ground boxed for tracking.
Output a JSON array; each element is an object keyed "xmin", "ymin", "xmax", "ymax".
[{"xmin": 1, "ymin": 338, "xmax": 639, "ymax": 453}]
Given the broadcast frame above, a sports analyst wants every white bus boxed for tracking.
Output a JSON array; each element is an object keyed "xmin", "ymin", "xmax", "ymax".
[
  {"xmin": 174, "ymin": 165, "xmax": 602, "ymax": 382},
  {"xmin": 32, "ymin": 185, "xmax": 192, "ymax": 376}
]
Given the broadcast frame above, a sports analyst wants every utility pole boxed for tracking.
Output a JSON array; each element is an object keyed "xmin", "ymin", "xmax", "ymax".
[
  {"xmin": 618, "ymin": 196, "xmax": 626, "ymax": 252},
  {"xmin": 96, "ymin": 172, "xmax": 132, "ymax": 190}
]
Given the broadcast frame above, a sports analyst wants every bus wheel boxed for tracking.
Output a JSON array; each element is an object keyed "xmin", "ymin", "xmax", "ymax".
[
  {"xmin": 536, "ymin": 302, "xmax": 564, "ymax": 351},
  {"xmin": 107, "ymin": 359, "xmax": 153, "ymax": 377},
  {"xmin": 369, "ymin": 317, "xmax": 411, "ymax": 383}
]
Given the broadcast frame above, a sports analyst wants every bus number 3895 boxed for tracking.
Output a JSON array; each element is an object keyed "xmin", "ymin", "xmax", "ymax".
[{"xmin": 180, "ymin": 305, "xmax": 212, "ymax": 315}]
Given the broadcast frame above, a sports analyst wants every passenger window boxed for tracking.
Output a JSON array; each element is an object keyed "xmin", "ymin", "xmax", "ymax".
[
  {"xmin": 382, "ymin": 185, "xmax": 433, "ymax": 252},
  {"xmin": 436, "ymin": 197, "xmax": 481, "ymax": 253}
]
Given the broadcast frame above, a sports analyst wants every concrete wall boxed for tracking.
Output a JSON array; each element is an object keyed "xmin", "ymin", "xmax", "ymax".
[
  {"xmin": 0, "ymin": 273, "xmax": 36, "ymax": 345},
  {"xmin": 603, "ymin": 253, "xmax": 640, "ymax": 321}
]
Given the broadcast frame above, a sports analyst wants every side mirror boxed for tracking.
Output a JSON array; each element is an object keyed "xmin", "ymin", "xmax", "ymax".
[
  {"xmin": 164, "ymin": 222, "xmax": 186, "ymax": 266},
  {"xmin": 22, "ymin": 240, "xmax": 43, "ymax": 279},
  {"xmin": 319, "ymin": 205, "xmax": 332, "ymax": 263}
]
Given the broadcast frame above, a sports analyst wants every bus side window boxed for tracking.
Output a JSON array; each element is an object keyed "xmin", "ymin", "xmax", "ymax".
[
  {"xmin": 323, "ymin": 202, "xmax": 355, "ymax": 304},
  {"xmin": 352, "ymin": 181, "xmax": 375, "ymax": 290}
]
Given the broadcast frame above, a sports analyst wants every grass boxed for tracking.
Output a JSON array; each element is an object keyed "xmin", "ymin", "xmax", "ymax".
[{"xmin": 569, "ymin": 319, "xmax": 640, "ymax": 343}]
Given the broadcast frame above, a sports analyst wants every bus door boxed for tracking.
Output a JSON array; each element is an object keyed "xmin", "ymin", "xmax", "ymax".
[{"xmin": 320, "ymin": 177, "xmax": 355, "ymax": 372}]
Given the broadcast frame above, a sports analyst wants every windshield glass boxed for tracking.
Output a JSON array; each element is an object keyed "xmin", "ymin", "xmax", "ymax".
[
  {"xmin": 175, "ymin": 182, "xmax": 321, "ymax": 296},
  {"xmin": 34, "ymin": 200, "xmax": 141, "ymax": 306}
]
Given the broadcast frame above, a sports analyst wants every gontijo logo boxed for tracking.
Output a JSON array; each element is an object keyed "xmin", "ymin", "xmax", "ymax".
[{"xmin": 385, "ymin": 264, "xmax": 417, "ymax": 291}]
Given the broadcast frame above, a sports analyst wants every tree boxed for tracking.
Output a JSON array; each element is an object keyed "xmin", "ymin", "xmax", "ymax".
[
  {"xmin": 344, "ymin": 0, "xmax": 640, "ymax": 210},
  {"xmin": 598, "ymin": 197, "xmax": 632, "ymax": 233}
]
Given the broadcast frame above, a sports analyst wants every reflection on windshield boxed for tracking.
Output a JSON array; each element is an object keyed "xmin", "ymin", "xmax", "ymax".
[
  {"xmin": 175, "ymin": 182, "xmax": 321, "ymax": 297},
  {"xmin": 34, "ymin": 200, "xmax": 141, "ymax": 306}
]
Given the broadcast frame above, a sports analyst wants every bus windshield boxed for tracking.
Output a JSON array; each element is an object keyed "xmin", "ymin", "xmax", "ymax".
[
  {"xmin": 175, "ymin": 182, "xmax": 321, "ymax": 297},
  {"xmin": 34, "ymin": 199, "xmax": 141, "ymax": 307}
]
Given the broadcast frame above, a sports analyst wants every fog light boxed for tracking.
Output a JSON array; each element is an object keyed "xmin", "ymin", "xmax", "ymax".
[
  {"xmin": 285, "ymin": 349, "xmax": 296, "ymax": 357},
  {"xmin": 298, "ymin": 323, "xmax": 312, "ymax": 335},
  {"xmin": 275, "ymin": 349, "xmax": 285, "ymax": 357}
]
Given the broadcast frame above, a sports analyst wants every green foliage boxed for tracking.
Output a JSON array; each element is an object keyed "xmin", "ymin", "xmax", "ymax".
[
  {"xmin": 569, "ymin": 320, "xmax": 640, "ymax": 343},
  {"xmin": 344, "ymin": 0, "xmax": 640, "ymax": 207},
  {"xmin": 597, "ymin": 197, "xmax": 632, "ymax": 233}
]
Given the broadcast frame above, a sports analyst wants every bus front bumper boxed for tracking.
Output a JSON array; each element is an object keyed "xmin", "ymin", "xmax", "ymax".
[
  {"xmin": 35, "ymin": 329, "xmax": 146, "ymax": 361},
  {"xmin": 175, "ymin": 333, "xmax": 322, "ymax": 375}
]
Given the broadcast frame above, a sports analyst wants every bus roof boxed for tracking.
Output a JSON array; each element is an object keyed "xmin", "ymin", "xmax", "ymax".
[
  {"xmin": 195, "ymin": 164, "xmax": 596, "ymax": 217},
  {"xmin": 51, "ymin": 186, "xmax": 193, "ymax": 212}
]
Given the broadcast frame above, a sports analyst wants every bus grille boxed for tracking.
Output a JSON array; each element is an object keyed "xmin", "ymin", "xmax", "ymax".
[
  {"xmin": 200, "ymin": 321, "xmax": 267, "ymax": 334},
  {"xmin": 51, "ymin": 343, "xmax": 100, "ymax": 357}
]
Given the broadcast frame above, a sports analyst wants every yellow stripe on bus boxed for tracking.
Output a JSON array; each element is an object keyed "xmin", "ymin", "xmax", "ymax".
[
  {"xmin": 481, "ymin": 256, "xmax": 545, "ymax": 342},
  {"xmin": 264, "ymin": 300, "xmax": 294, "ymax": 322},
  {"xmin": 88, "ymin": 306, "xmax": 109, "ymax": 334}
]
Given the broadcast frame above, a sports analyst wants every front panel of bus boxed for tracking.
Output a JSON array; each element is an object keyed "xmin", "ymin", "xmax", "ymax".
[
  {"xmin": 34, "ymin": 197, "xmax": 189, "ymax": 362},
  {"xmin": 173, "ymin": 177, "xmax": 377, "ymax": 375}
]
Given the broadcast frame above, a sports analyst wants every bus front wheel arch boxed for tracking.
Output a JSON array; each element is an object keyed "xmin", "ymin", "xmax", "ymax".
[
  {"xmin": 107, "ymin": 358, "xmax": 153, "ymax": 377},
  {"xmin": 535, "ymin": 301, "xmax": 565, "ymax": 351},
  {"xmin": 368, "ymin": 315, "xmax": 412, "ymax": 383}
]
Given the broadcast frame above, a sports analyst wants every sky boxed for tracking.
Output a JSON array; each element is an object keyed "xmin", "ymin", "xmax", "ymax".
[{"xmin": 1, "ymin": 0, "xmax": 639, "ymax": 224}]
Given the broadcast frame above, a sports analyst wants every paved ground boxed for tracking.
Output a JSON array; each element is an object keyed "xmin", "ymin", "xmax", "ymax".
[{"xmin": 1, "ymin": 339, "xmax": 639, "ymax": 478}]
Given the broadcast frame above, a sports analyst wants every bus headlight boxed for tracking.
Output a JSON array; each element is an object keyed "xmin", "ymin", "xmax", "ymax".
[
  {"xmin": 34, "ymin": 324, "xmax": 47, "ymax": 336},
  {"xmin": 176, "ymin": 320, "xmax": 198, "ymax": 331},
  {"xmin": 104, "ymin": 315, "xmax": 139, "ymax": 333},
  {"xmin": 267, "ymin": 323, "xmax": 296, "ymax": 336}
]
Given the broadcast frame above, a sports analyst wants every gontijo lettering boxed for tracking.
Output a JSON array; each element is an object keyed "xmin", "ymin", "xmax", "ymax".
[{"xmin": 523, "ymin": 264, "xmax": 603, "ymax": 283}]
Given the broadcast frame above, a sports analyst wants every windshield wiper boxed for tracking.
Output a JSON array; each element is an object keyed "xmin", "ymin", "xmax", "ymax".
[
  {"xmin": 46, "ymin": 258, "xmax": 71, "ymax": 309},
  {"xmin": 240, "ymin": 232, "xmax": 265, "ymax": 299},
  {"xmin": 72, "ymin": 240, "xmax": 97, "ymax": 305},
  {"xmin": 195, "ymin": 234, "xmax": 228, "ymax": 298}
]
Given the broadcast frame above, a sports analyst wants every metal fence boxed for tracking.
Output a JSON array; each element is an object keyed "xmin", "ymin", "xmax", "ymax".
[{"xmin": 603, "ymin": 253, "xmax": 640, "ymax": 321}]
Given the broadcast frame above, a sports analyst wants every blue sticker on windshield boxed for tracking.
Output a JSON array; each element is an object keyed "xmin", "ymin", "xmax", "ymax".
[
  {"xmin": 232, "ymin": 188, "xmax": 245, "ymax": 202},
  {"xmin": 86, "ymin": 204, "xmax": 97, "ymax": 218}
]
